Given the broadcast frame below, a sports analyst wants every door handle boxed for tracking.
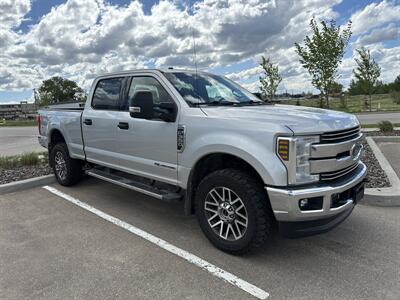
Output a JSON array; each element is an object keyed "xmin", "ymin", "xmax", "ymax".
[
  {"xmin": 83, "ymin": 119, "xmax": 92, "ymax": 125},
  {"xmin": 117, "ymin": 122, "xmax": 129, "ymax": 130}
]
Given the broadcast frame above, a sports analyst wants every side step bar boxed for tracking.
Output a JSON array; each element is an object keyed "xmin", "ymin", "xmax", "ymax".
[{"xmin": 86, "ymin": 168, "xmax": 182, "ymax": 202}]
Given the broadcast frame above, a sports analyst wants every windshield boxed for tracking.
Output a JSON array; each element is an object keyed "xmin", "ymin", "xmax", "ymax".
[{"xmin": 164, "ymin": 72, "xmax": 263, "ymax": 106}]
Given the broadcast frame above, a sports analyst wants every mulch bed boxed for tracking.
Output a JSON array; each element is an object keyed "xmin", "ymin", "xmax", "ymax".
[
  {"xmin": 0, "ymin": 164, "xmax": 52, "ymax": 185},
  {"xmin": 365, "ymin": 130, "xmax": 400, "ymax": 136}
]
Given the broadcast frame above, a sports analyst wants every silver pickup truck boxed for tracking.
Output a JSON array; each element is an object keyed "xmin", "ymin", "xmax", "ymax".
[{"xmin": 38, "ymin": 69, "xmax": 366, "ymax": 254}]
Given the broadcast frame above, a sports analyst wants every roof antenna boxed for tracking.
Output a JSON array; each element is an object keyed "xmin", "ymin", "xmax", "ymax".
[
  {"xmin": 191, "ymin": 26, "xmax": 198, "ymax": 77},
  {"xmin": 191, "ymin": 21, "xmax": 202, "ymax": 108}
]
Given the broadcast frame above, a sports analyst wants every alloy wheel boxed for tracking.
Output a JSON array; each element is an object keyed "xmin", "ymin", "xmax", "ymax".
[{"xmin": 204, "ymin": 187, "xmax": 248, "ymax": 241}]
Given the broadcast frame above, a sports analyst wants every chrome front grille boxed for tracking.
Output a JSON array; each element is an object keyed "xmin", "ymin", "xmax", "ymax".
[
  {"xmin": 320, "ymin": 126, "xmax": 361, "ymax": 144},
  {"xmin": 320, "ymin": 162, "xmax": 359, "ymax": 181},
  {"xmin": 311, "ymin": 126, "xmax": 363, "ymax": 182}
]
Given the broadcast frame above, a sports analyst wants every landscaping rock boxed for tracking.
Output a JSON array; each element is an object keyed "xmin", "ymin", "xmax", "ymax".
[{"xmin": 0, "ymin": 164, "xmax": 52, "ymax": 185}]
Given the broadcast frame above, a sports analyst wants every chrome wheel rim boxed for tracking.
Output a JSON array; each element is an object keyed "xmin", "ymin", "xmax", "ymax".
[
  {"xmin": 54, "ymin": 151, "xmax": 67, "ymax": 180},
  {"xmin": 204, "ymin": 187, "xmax": 248, "ymax": 241}
]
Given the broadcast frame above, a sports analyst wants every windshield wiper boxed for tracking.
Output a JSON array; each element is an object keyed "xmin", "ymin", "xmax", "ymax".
[
  {"xmin": 200, "ymin": 100, "xmax": 238, "ymax": 106},
  {"xmin": 237, "ymin": 100, "xmax": 269, "ymax": 106}
]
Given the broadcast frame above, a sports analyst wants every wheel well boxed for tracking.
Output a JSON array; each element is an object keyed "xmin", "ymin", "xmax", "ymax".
[
  {"xmin": 48, "ymin": 130, "xmax": 66, "ymax": 166},
  {"xmin": 186, "ymin": 153, "xmax": 266, "ymax": 214}
]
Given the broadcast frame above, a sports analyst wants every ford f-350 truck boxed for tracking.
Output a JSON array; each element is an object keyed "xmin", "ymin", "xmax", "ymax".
[{"xmin": 38, "ymin": 69, "xmax": 366, "ymax": 254}]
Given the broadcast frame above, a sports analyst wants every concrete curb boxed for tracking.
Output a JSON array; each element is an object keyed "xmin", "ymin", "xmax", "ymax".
[
  {"xmin": 0, "ymin": 174, "xmax": 56, "ymax": 195},
  {"xmin": 363, "ymin": 137, "xmax": 400, "ymax": 207}
]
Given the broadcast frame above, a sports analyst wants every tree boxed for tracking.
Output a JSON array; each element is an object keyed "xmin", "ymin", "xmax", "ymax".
[
  {"xmin": 35, "ymin": 76, "xmax": 85, "ymax": 106},
  {"xmin": 353, "ymin": 47, "xmax": 381, "ymax": 111},
  {"xmin": 330, "ymin": 81, "xmax": 343, "ymax": 95},
  {"xmin": 295, "ymin": 17, "xmax": 352, "ymax": 108},
  {"xmin": 348, "ymin": 79, "xmax": 364, "ymax": 95},
  {"xmin": 259, "ymin": 56, "xmax": 282, "ymax": 102},
  {"xmin": 394, "ymin": 74, "xmax": 400, "ymax": 91}
]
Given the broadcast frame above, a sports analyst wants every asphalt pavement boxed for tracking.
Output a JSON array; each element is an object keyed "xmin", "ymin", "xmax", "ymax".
[
  {"xmin": 378, "ymin": 142, "xmax": 400, "ymax": 178},
  {"xmin": 355, "ymin": 112, "xmax": 400, "ymax": 124},
  {"xmin": 0, "ymin": 126, "xmax": 44, "ymax": 156},
  {"xmin": 1, "ymin": 178, "xmax": 399, "ymax": 299}
]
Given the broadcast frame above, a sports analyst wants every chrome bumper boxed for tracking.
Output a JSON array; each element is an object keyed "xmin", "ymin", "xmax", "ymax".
[{"xmin": 266, "ymin": 162, "xmax": 367, "ymax": 222}]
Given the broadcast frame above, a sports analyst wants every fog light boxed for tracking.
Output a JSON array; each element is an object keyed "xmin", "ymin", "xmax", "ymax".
[
  {"xmin": 299, "ymin": 199, "xmax": 308, "ymax": 208},
  {"xmin": 298, "ymin": 197, "xmax": 323, "ymax": 211}
]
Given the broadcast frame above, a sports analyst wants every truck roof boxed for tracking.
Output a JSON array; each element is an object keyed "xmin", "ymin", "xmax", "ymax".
[{"xmin": 94, "ymin": 68, "xmax": 212, "ymax": 79}]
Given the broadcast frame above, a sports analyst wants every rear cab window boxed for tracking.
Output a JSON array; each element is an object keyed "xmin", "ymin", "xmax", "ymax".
[{"xmin": 92, "ymin": 77, "xmax": 124, "ymax": 110}]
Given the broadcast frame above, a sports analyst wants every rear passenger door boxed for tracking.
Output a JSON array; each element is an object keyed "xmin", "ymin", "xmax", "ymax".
[{"xmin": 82, "ymin": 76, "xmax": 127, "ymax": 167}]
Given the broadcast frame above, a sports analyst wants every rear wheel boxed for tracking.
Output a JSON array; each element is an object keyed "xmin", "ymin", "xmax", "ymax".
[
  {"xmin": 195, "ymin": 169, "xmax": 271, "ymax": 254},
  {"xmin": 50, "ymin": 143, "xmax": 82, "ymax": 186}
]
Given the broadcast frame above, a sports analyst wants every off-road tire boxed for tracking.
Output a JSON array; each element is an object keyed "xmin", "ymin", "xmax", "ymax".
[
  {"xmin": 50, "ymin": 143, "xmax": 82, "ymax": 186},
  {"xmin": 195, "ymin": 168, "xmax": 271, "ymax": 254}
]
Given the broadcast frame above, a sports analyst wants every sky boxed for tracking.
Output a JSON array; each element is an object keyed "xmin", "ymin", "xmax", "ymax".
[{"xmin": 0, "ymin": 0, "xmax": 399, "ymax": 104}]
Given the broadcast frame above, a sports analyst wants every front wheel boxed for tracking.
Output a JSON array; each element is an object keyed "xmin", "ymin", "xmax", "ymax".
[
  {"xmin": 195, "ymin": 169, "xmax": 272, "ymax": 254},
  {"xmin": 50, "ymin": 143, "xmax": 82, "ymax": 186}
]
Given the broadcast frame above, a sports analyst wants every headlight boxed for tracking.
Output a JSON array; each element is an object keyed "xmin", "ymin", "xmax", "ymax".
[{"xmin": 277, "ymin": 135, "xmax": 320, "ymax": 185}]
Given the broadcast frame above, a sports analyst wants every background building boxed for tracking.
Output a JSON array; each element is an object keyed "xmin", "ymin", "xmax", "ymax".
[{"xmin": 0, "ymin": 102, "xmax": 37, "ymax": 120}]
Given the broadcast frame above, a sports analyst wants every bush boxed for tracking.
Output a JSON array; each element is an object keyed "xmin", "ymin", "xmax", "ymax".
[
  {"xmin": 391, "ymin": 91, "xmax": 400, "ymax": 105},
  {"xmin": 378, "ymin": 120, "xmax": 394, "ymax": 132},
  {"xmin": 20, "ymin": 152, "xmax": 40, "ymax": 166},
  {"xmin": 0, "ymin": 152, "xmax": 43, "ymax": 169},
  {"xmin": 0, "ymin": 156, "xmax": 20, "ymax": 169}
]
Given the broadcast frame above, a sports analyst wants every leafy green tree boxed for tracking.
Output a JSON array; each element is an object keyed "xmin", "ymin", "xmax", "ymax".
[
  {"xmin": 348, "ymin": 79, "xmax": 364, "ymax": 95},
  {"xmin": 394, "ymin": 74, "xmax": 400, "ymax": 92},
  {"xmin": 295, "ymin": 17, "xmax": 352, "ymax": 108},
  {"xmin": 330, "ymin": 81, "xmax": 343, "ymax": 94},
  {"xmin": 35, "ymin": 76, "xmax": 85, "ymax": 106},
  {"xmin": 353, "ymin": 47, "xmax": 381, "ymax": 111},
  {"xmin": 259, "ymin": 56, "xmax": 282, "ymax": 102}
]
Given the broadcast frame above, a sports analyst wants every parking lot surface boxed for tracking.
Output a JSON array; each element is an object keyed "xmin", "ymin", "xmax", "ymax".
[
  {"xmin": 1, "ymin": 178, "xmax": 399, "ymax": 299},
  {"xmin": 378, "ymin": 142, "xmax": 400, "ymax": 178},
  {"xmin": 0, "ymin": 127, "xmax": 43, "ymax": 156}
]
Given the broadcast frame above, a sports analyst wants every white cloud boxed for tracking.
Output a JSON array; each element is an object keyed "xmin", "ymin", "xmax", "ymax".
[
  {"xmin": 0, "ymin": 0, "xmax": 399, "ymax": 99},
  {"xmin": 355, "ymin": 23, "xmax": 399, "ymax": 46},
  {"xmin": 350, "ymin": 0, "xmax": 400, "ymax": 35}
]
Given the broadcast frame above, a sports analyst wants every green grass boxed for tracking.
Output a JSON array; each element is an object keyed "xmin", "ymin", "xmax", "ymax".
[
  {"xmin": 287, "ymin": 94, "xmax": 400, "ymax": 113},
  {"xmin": 0, "ymin": 152, "xmax": 47, "ymax": 169},
  {"xmin": 0, "ymin": 119, "xmax": 37, "ymax": 127}
]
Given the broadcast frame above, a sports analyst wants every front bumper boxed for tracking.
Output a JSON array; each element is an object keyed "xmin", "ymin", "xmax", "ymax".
[{"xmin": 266, "ymin": 162, "xmax": 367, "ymax": 236}]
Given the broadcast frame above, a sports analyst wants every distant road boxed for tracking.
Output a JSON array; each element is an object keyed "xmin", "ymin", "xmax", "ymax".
[
  {"xmin": 355, "ymin": 112, "xmax": 400, "ymax": 124},
  {"xmin": 0, "ymin": 127, "xmax": 44, "ymax": 156}
]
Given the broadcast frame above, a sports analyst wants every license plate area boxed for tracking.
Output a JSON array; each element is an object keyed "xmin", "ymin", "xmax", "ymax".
[
  {"xmin": 331, "ymin": 182, "xmax": 365, "ymax": 208},
  {"xmin": 352, "ymin": 182, "xmax": 365, "ymax": 204}
]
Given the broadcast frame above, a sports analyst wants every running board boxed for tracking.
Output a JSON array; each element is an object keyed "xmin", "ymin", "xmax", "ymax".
[{"xmin": 86, "ymin": 168, "xmax": 182, "ymax": 202}]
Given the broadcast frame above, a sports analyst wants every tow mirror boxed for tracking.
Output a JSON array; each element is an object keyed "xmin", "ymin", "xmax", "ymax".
[
  {"xmin": 129, "ymin": 91, "xmax": 154, "ymax": 119},
  {"xmin": 154, "ymin": 102, "xmax": 177, "ymax": 122}
]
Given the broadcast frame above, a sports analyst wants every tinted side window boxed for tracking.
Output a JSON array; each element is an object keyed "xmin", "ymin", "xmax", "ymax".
[
  {"xmin": 92, "ymin": 78, "xmax": 123, "ymax": 110},
  {"xmin": 128, "ymin": 77, "xmax": 174, "ymax": 106}
]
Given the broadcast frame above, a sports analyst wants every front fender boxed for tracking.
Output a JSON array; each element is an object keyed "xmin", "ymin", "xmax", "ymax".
[{"xmin": 178, "ymin": 131, "xmax": 288, "ymax": 188}]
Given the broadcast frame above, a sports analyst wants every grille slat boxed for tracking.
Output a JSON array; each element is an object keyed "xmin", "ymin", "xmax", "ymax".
[
  {"xmin": 320, "ymin": 162, "xmax": 359, "ymax": 181},
  {"xmin": 320, "ymin": 126, "xmax": 361, "ymax": 144}
]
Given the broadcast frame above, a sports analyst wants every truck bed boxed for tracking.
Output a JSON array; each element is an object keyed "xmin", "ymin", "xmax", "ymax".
[{"xmin": 38, "ymin": 108, "xmax": 85, "ymax": 160}]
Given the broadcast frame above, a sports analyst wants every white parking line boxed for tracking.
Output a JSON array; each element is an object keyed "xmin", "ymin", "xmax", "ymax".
[{"xmin": 43, "ymin": 185, "xmax": 269, "ymax": 299}]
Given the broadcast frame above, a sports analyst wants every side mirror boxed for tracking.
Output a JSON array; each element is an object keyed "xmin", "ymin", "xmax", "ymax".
[
  {"xmin": 129, "ymin": 91, "xmax": 154, "ymax": 119},
  {"xmin": 154, "ymin": 102, "xmax": 177, "ymax": 122}
]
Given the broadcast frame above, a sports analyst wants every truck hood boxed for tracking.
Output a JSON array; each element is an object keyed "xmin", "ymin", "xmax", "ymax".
[{"xmin": 202, "ymin": 104, "xmax": 359, "ymax": 134}]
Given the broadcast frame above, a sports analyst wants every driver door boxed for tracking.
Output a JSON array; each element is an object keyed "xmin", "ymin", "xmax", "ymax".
[{"xmin": 114, "ymin": 75, "xmax": 179, "ymax": 185}]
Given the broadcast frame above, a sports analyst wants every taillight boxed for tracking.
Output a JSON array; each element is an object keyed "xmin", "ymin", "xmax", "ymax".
[{"xmin": 37, "ymin": 113, "xmax": 41, "ymax": 135}]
